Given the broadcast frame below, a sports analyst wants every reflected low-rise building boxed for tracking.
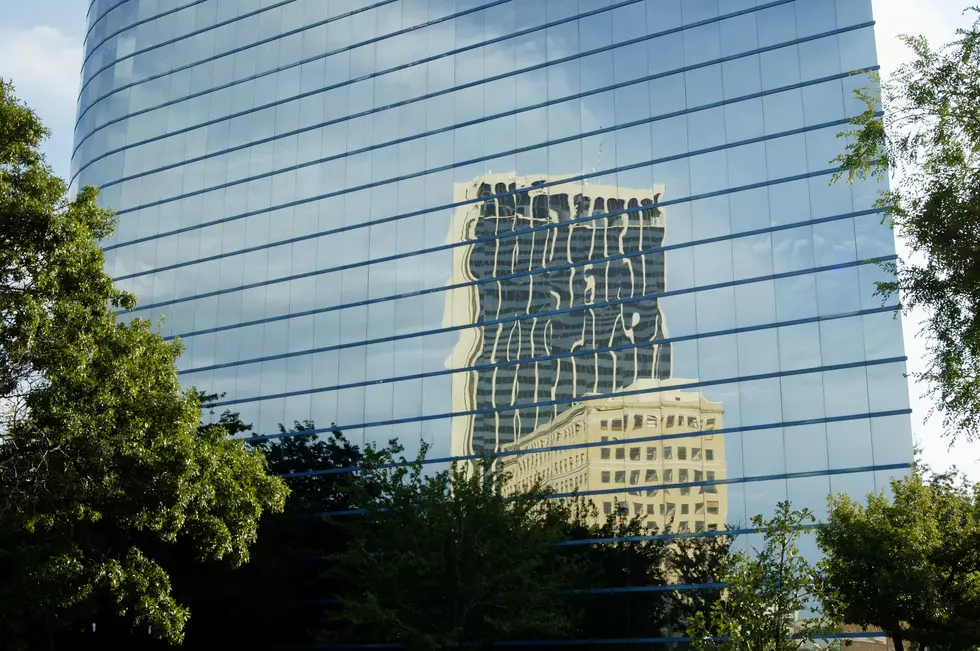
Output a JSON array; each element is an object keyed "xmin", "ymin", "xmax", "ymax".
[{"xmin": 501, "ymin": 379, "xmax": 726, "ymax": 534}]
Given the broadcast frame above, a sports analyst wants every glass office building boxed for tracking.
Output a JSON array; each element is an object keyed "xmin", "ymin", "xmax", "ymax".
[{"xmin": 73, "ymin": 0, "xmax": 913, "ymax": 635}]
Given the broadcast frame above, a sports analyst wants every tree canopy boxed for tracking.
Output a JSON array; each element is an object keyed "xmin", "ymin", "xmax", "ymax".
[
  {"xmin": 834, "ymin": 8, "xmax": 980, "ymax": 440},
  {"xmin": 817, "ymin": 468, "xmax": 980, "ymax": 651},
  {"xmin": 688, "ymin": 502, "xmax": 838, "ymax": 651},
  {"xmin": 0, "ymin": 80, "xmax": 287, "ymax": 648},
  {"xmin": 326, "ymin": 453, "xmax": 585, "ymax": 650}
]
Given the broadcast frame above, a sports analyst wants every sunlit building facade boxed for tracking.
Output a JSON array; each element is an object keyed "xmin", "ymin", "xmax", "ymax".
[
  {"xmin": 501, "ymin": 379, "xmax": 728, "ymax": 534},
  {"xmin": 74, "ymin": 0, "xmax": 913, "ymax": 642}
]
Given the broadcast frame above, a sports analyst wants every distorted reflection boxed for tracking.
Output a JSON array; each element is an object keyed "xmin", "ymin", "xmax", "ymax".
[{"xmin": 444, "ymin": 173, "xmax": 725, "ymax": 528}]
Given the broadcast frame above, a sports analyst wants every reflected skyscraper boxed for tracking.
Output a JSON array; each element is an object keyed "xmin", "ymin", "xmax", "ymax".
[
  {"xmin": 74, "ymin": 0, "xmax": 915, "ymax": 642},
  {"xmin": 445, "ymin": 174, "xmax": 673, "ymax": 459}
]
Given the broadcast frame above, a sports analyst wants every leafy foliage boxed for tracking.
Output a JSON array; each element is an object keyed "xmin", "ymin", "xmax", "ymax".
[
  {"xmin": 688, "ymin": 502, "xmax": 838, "ymax": 651},
  {"xmin": 326, "ymin": 449, "xmax": 739, "ymax": 649},
  {"xmin": 667, "ymin": 532, "xmax": 736, "ymax": 634},
  {"xmin": 817, "ymin": 468, "xmax": 980, "ymax": 651},
  {"xmin": 0, "ymin": 80, "xmax": 287, "ymax": 648},
  {"xmin": 326, "ymin": 453, "xmax": 586, "ymax": 650},
  {"xmin": 560, "ymin": 508, "xmax": 673, "ymax": 640},
  {"xmin": 834, "ymin": 10, "xmax": 980, "ymax": 440},
  {"xmin": 166, "ymin": 417, "xmax": 380, "ymax": 649}
]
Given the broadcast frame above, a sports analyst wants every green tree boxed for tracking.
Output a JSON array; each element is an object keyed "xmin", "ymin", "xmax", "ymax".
[
  {"xmin": 562, "ymin": 508, "xmax": 673, "ymax": 640},
  {"xmin": 817, "ymin": 468, "xmax": 980, "ymax": 651},
  {"xmin": 688, "ymin": 502, "xmax": 838, "ymax": 651},
  {"xmin": 0, "ymin": 80, "xmax": 287, "ymax": 648},
  {"xmin": 326, "ymin": 451, "xmax": 584, "ymax": 650},
  {"xmin": 666, "ymin": 531, "xmax": 736, "ymax": 635},
  {"xmin": 170, "ymin": 417, "xmax": 378, "ymax": 649},
  {"xmin": 834, "ymin": 8, "xmax": 980, "ymax": 440}
]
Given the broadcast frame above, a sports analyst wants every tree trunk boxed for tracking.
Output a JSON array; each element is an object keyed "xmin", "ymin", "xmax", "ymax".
[{"xmin": 891, "ymin": 633, "xmax": 905, "ymax": 651}]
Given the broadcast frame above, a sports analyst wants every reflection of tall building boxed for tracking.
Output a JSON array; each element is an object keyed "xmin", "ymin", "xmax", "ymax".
[
  {"xmin": 501, "ymin": 379, "xmax": 727, "ymax": 532},
  {"xmin": 444, "ymin": 174, "xmax": 673, "ymax": 460}
]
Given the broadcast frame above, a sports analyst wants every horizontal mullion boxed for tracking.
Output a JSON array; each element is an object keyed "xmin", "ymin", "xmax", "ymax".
[
  {"xmin": 305, "ymin": 525, "xmax": 818, "ymax": 553},
  {"xmin": 151, "ymin": 169, "xmax": 878, "ymax": 342},
  {"xmin": 105, "ymin": 30, "xmax": 871, "ymax": 217},
  {"xmin": 83, "ymin": 0, "xmax": 301, "ymax": 86},
  {"xmin": 114, "ymin": 208, "xmax": 880, "ymax": 346},
  {"xmin": 112, "ymin": 135, "xmax": 870, "ymax": 318},
  {"xmin": 184, "ymin": 305, "xmax": 898, "ymax": 400},
  {"xmin": 169, "ymin": 216, "xmax": 888, "ymax": 372},
  {"xmin": 179, "ymin": 298, "xmax": 894, "ymax": 402},
  {"xmin": 234, "ymin": 354, "xmax": 909, "ymax": 438},
  {"xmin": 83, "ymin": 0, "xmax": 210, "ymax": 67},
  {"xmin": 99, "ymin": 62, "xmax": 873, "ymax": 213},
  {"xmin": 315, "ymin": 461, "xmax": 912, "ymax": 519},
  {"xmin": 76, "ymin": 0, "xmax": 515, "ymax": 131},
  {"xmin": 297, "ymin": 584, "xmax": 726, "ymax": 605},
  {"xmin": 279, "ymin": 409, "xmax": 912, "ymax": 479},
  {"xmin": 72, "ymin": 0, "xmax": 794, "ymax": 167},
  {"xmin": 107, "ymin": 120, "xmax": 856, "ymax": 275}
]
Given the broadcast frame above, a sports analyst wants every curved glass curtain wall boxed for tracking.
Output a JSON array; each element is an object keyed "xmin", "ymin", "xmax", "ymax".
[{"xmin": 74, "ymin": 0, "xmax": 913, "ymax": 639}]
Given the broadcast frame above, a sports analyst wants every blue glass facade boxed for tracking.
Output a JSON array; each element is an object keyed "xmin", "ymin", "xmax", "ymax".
[{"xmin": 74, "ymin": 0, "xmax": 913, "ymax": 559}]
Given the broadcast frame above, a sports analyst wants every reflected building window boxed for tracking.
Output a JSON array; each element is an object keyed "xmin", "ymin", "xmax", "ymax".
[{"xmin": 501, "ymin": 380, "xmax": 727, "ymax": 532}]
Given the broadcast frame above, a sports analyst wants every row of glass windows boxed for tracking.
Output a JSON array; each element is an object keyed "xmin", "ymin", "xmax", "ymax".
[
  {"xmin": 213, "ymin": 374, "xmax": 910, "ymax": 470},
  {"xmin": 175, "ymin": 320, "xmax": 904, "ymax": 433},
  {"xmin": 86, "ymin": 0, "xmax": 201, "ymax": 45},
  {"xmin": 458, "ymin": 469, "xmax": 910, "ymax": 549},
  {"xmin": 72, "ymin": 0, "xmax": 873, "ymax": 174},
  {"xmin": 111, "ymin": 207, "xmax": 892, "ymax": 316},
  {"xmin": 79, "ymin": 0, "xmax": 508, "ymax": 116},
  {"xmin": 74, "ymin": 31, "xmax": 875, "ymax": 194},
  {"xmin": 101, "ymin": 165, "xmax": 884, "ymax": 299},
  {"xmin": 200, "ymin": 356, "xmax": 908, "ymax": 437},
  {"xmin": 600, "ymin": 468, "xmax": 720, "ymax": 486},
  {"xmin": 176, "ymin": 315, "xmax": 905, "ymax": 413},
  {"xmin": 97, "ymin": 127, "xmax": 877, "ymax": 289},
  {"xmin": 82, "ymin": 0, "xmax": 382, "ymax": 93},
  {"xmin": 281, "ymin": 411, "xmax": 908, "ymax": 482},
  {"xmin": 79, "ymin": 60, "xmax": 869, "ymax": 208},
  {"xmin": 140, "ymin": 271, "xmax": 902, "ymax": 387},
  {"xmin": 74, "ymin": 11, "xmax": 876, "ymax": 189},
  {"xmin": 600, "ymin": 443, "xmax": 720, "ymax": 459},
  {"xmin": 122, "ymin": 260, "xmax": 898, "ymax": 376}
]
